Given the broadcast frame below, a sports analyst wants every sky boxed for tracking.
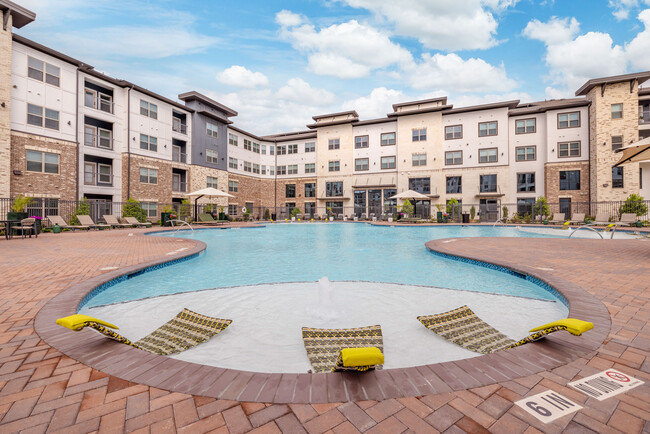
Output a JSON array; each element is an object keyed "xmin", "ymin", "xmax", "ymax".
[{"xmin": 14, "ymin": 0, "xmax": 650, "ymax": 134}]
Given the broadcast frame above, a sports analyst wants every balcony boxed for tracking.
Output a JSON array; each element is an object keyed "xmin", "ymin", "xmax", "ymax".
[
  {"xmin": 84, "ymin": 93, "xmax": 114, "ymax": 114},
  {"xmin": 172, "ymin": 181, "xmax": 187, "ymax": 193},
  {"xmin": 84, "ymin": 131, "xmax": 113, "ymax": 150},
  {"xmin": 172, "ymin": 148, "xmax": 187, "ymax": 163},
  {"xmin": 172, "ymin": 121, "xmax": 187, "ymax": 135},
  {"xmin": 84, "ymin": 171, "xmax": 113, "ymax": 187},
  {"xmin": 640, "ymin": 114, "xmax": 650, "ymax": 125}
]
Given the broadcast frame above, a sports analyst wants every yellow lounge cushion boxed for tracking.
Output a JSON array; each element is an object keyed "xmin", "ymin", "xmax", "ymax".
[
  {"xmin": 56, "ymin": 314, "xmax": 119, "ymax": 331},
  {"xmin": 340, "ymin": 347, "xmax": 384, "ymax": 367},
  {"xmin": 529, "ymin": 318, "xmax": 593, "ymax": 336}
]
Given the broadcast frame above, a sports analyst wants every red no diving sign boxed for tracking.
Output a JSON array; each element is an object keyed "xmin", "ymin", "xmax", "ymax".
[{"xmin": 568, "ymin": 369, "xmax": 643, "ymax": 401}]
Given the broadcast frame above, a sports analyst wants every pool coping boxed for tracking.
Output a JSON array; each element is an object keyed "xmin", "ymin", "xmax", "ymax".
[{"xmin": 33, "ymin": 230, "xmax": 611, "ymax": 404}]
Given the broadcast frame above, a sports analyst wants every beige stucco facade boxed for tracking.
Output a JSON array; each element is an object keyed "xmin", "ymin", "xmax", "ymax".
[{"xmin": 0, "ymin": 11, "xmax": 12, "ymax": 198}]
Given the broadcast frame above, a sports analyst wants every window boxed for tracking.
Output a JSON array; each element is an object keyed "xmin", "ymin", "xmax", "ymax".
[
  {"xmin": 270, "ymin": 166, "xmax": 275, "ymax": 176},
  {"xmin": 244, "ymin": 139, "xmax": 252, "ymax": 151},
  {"xmin": 288, "ymin": 144, "xmax": 298, "ymax": 154},
  {"xmin": 409, "ymin": 177, "xmax": 430, "ymax": 194},
  {"xmin": 27, "ymin": 104, "xmax": 59, "ymax": 130},
  {"xmin": 253, "ymin": 163, "xmax": 260, "ymax": 174},
  {"xmin": 84, "ymin": 163, "xmax": 112, "ymax": 185},
  {"xmin": 288, "ymin": 164, "xmax": 298, "ymax": 175},
  {"xmin": 611, "ymin": 103, "xmax": 623, "ymax": 119},
  {"xmin": 286, "ymin": 184, "xmax": 296, "ymax": 198},
  {"xmin": 305, "ymin": 183, "xmax": 315, "ymax": 198},
  {"xmin": 206, "ymin": 176, "xmax": 218, "ymax": 188},
  {"xmin": 355, "ymin": 158, "xmax": 369, "ymax": 171},
  {"xmin": 84, "ymin": 125, "xmax": 112, "ymax": 149},
  {"xmin": 270, "ymin": 145, "xmax": 275, "ymax": 155},
  {"xmin": 249, "ymin": 143, "xmax": 258, "ymax": 153},
  {"xmin": 206, "ymin": 122, "xmax": 219, "ymax": 138},
  {"xmin": 516, "ymin": 146, "xmax": 536, "ymax": 161},
  {"xmin": 228, "ymin": 133, "xmax": 238, "ymax": 146},
  {"xmin": 515, "ymin": 119, "xmax": 536, "ymax": 134},
  {"xmin": 139, "ymin": 134, "xmax": 157, "ymax": 152},
  {"xmin": 305, "ymin": 202, "xmax": 316, "ymax": 215},
  {"xmin": 412, "ymin": 128, "xmax": 426, "ymax": 142},
  {"xmin": 139, "ymin": 168, "xmax": 158, "ymax": 184},
  {"xmin": 381, "ymin": 132, "xmax": 396, "ymax": 146},
  {"xmin": 228, "ymin": 157, "xmax": 238, "ymax": 169},
  {"xmin": 558, "ymin": 141, "xmax": 580, "ymax": 157},
  {"xmin": 517, "ymin": 173, "xmax": 535, "ymax": 192},
  {"xmin": 612, "ymin": 167, "xmax": 624, "ymax": 188},
  {"xmin": 140, "ymin": 100, "xmax": 157, "ymax": 119},
  {"xmin": 517, "ymin": 198, "xmax": 535, "ymax": 215},
  {"xmin": 228, "ymin": 180, "xmax": 238, "ymax": 192},
  {"xmin": 305, "ymin": 142, "xmax": 315, "ymax": 152},
  {"xmin": 27, "ymin": 57, "xmax": 60, "ymax": 86},
  {"xmin": 277, "ymin": 145, "xmax": 286, "ymax": 155},
  {"xmin": 445, "ymin": 125, "xmax": 462, "ymax": 140},
  {"xmin": 479, "ymin": 148, "xmax": 498, "ymax": 163},
  {"xmin": 478, "ymin": 121, "xmax": 498, "ymax": 137},
  {"xmin": 277, "ymin": 166, "xmax": 287, "ymax": 175},
  {"xmin": 480, "ymin": 174, "xmax": 497, "ymax": 193},
  {"xmin": 559, "ymin": 170, "xmax": 580, "ymax": 190},
  {"xmin": 26, "ymin": 150, "xmax": 59, "ymax": 174},
  {"xmin": 206, "ymin": 149, "xmax": 218, "ymax": 164},
  {"xmin": 142, "ymin": 202, "xmax": 157, "ymax": 218},
  {"xmin": 558, "ymin": 112, "xmax": 580, "ymax": 128},
  {"xmin": 412, "ymin": 153, "xmax": 426, "ymax": 167},
  {"xmin": 261, "ymin": 165, "xmax": 267, "ymax": 175},
  {"xmin": 445, "ymin": 151, "xmax": 462, "ymax": 165},
  {"xmin": 228, "ymin": 204, "xmax": 238, "ymax": 215},
  {"xmin": 446, "ymin": 176, "xmax": 462, "ymax": 194},
  {"xmin": 326, "ymin": 201, "xmax": 344, "ymax": 215},
  {"xmin": 243, "ymin": 161, "xmax": 252, "ymax": 172},
  {"xmin": 611, "ymin": 136, "xmax": 623, "ymax": 151},
  {"xmin": 329, "ymin": 161, "xmax": 340, "ymax": 172},
  {"xmin": 84, "ymin": 89, "xmax": 113, "ymax": 113},
  {"xmin": 355, "ymin": 135, "xmax": 369, "ymax": 148},
  {"xmin": 381, "ymin": 156, "xmax": 396, "ymax": 169},
  {"xmin": 326, "ymin": 182, "xmax": 343, "ymax": 197},
  {"xmin": 261, "ymin": 144, "xmax": 266, "ymax": 154},
  {"xmin": 305, "ymin": 163, "xmax": 315, "ymax": 174},
  {"xmin": 328, "ymin": 138, "xmax": 340, "ymax": 150}
]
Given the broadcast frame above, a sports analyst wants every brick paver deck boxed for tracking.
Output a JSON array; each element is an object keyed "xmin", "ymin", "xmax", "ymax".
[{"xmin": 0, "ymin": 226, "xmax": 648, "ymax": 432}]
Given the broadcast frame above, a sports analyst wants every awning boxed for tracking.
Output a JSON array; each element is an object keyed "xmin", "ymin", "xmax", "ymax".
[{"xmin": 614, "ymin": 137, "xmax": 650, "ymax": 166}]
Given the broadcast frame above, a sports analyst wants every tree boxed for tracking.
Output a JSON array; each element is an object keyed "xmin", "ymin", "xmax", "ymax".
[
  {"xmin": 470, "ymin": 206, "xmax": 476, "ymax": 221},
  {"xmin": 70, "ymin": 197, "xmax": 91, "ymax": 225},
  {"xmin": 620, "ymin": 193, "xmax": 648, "ymax": 217},
  {"xmin": 533, "ymin": 196, "xmax": 550, "ymax": 219},
  {"xmin": 290, "ymin": 207, "xmax": 301, "ymax": 218},
  {"xmin": 400, "ymin": 199, "xmax": 414, "ymax": 216},
  {"xmin": 122, "ymin": 198, "xmax": 145, "ymax": 222},
  {"xmin": 446, "ymin": 198, "xmax": 459, "ymax": 214}
]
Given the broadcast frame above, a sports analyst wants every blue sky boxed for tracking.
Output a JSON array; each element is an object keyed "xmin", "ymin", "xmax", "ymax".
[{"xmin": 15, "ymin": 0, "xmax": 650, "ymax": 134}]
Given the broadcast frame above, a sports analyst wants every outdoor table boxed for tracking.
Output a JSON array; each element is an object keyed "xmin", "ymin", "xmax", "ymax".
[{"xmin": 0, "ymin": 220, "xmax": 18, "ymax": 240}]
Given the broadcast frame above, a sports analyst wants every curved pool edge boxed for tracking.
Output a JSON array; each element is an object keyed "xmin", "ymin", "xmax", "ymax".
[{"xmin": 33, "ymin": 231, "xmax": 611, "ymax": 404}]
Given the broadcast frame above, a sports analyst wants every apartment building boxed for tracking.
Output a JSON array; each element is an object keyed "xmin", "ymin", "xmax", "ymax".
[{"xmin": 2, "ymin": 1, "xmax": 649, "ymax": 222}]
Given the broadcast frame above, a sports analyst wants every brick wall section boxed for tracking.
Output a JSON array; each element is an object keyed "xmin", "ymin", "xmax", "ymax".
[
  {"xmin": 227, "ymin": 173, "xmax": 263, "ymax": 215},
  {"xmin": 121, "ymin": 154, "xmax": 172, "ymax": 204},
  {"xmin": 587, "ymin": 82, "xmax": 640, "ymax": 202},
  {"xmin": 0, "ymin": 12, "xmax": 12, "ymax": 198},
  {"xmin": 544, "ymin": 161, "xmax": 590, "ymax": 205},
  {"xmin": 188, "ymin": 164, "xmax": 229, "ymax": 207},
  {"xmin": 10, "ymin": 131, "xmax": 77, "ymax": 200},
  {"xmin": 275, "ymin": 177, "xmax": 317, "ymax": 214}
]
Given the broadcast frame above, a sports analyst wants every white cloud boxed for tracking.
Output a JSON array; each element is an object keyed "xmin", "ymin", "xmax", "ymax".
[
  {"xmin": 522, "ymin": 16, "xmax": 580, "ymax": 45},
  {"xmin": 407, "ymin": 53, "xmax": 517, "ymax": 93},
  {"xmin": 626, "ymin": 9, "xmax": 650, "ymax": 70},
  {"xmin": 276, "ymin": 12, "xmax": 413, "ymax": 79},
  {"xmin": 217, "ymin": 66, "xmax": 269, "ymax": 89},
  {"xmin": 276, "ymin": 78, "xmax": 336, "ymax": 105},
  {"xmin": 342, "ymin": 87, "xmax": 407, "ymax": 119},
  {"xmin": 338, "ymin": 0, "xmax": 518, "ymax": 51},
  {"xmin": 608, "ymin": 0, "xmax": 647, "ymax": 20}
]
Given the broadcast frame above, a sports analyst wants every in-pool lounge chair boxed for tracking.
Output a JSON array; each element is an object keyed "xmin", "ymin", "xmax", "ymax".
[
  {"xmin": 104, "ymin": 215, "xmax": 131, "ymax": 228},
  {"xmin": 619, "ymin": 213, "xmax": 638, "ymax": 226},
  {"xmin": 569, "ymin": 213, "xmax": 586, "ymax": 225},
  {"xmin": 417, "ymin": 305, "xmax": 593, "ymax": 354},
  {"xmin": 47, "ymin": 215, "xmax": 85, "ymax": 231},
  {"xmin": 590, "ymin": 213, "xmax": 611, "ymax": 225},
  {"xmin": 77, "ymin": 215, "xmax": 111, "ymax": 230},
  {"xmin": 302, "ymin": 325, "xmax": 384, "ymax": 372},
  {"xmin": 56, "ymin": 309, "xmax": 232, "ymax": 355},
  {"xmin": 549, "ymin": 213, "xmax": 565, "ymax": 224},
  {"xmin": 124, "ymin": 216, "xmax": 152, "ymax": 228}
]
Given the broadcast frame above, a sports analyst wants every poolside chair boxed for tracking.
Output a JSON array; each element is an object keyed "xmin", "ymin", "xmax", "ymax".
[
  {"xmin": 77, "ymin": 215, "xmax": 111, "ymax": 230},
  {"xmin": 47, "ymin": 215, "xmax": 85, "ymax": 231},
  {"xmin": 337, "ymin": 213, "xmax": 344, "ymax": 220},
  {"xmin": 13, "ymin": 218, "xmax": 36, "ymax": 239},
  {"xmin": 313, "ymin": 214, "xmax": 320, "ymax": 220},
  {"xmin": 104, "ymin": 215, "xmax": 131, "ymax": 228},
  {"xmin": 619, "ymin": 213, "xmax": 638, "ymax": 226},
  {"xmin": 295, "ymin": 213, "xmax": 303, "ymax": 220},
  {"xmin": 549, "ymin": 213, "xmax": 565, "ymax": 224},
  {"xmin": 417, "ymin": 305, "xmax": 593, "ymax": 354},
  {"xmin": 56, "ymin": 309, "xmax": 232, "ymax": 355},
  {"xmin": 124, "ymin": 216, "xmax": 152, "ymax": 228},
  {"xmin": 195, "ymin": 213, "xmax": 225, "ymax": 225},
  {"xmin": 302, "ymin": 325, "xmax": 384, "ymax": 373},
  {"xmin": 569, "ymin": 213, "xmax": 586, "ymax": 225},
  {"xmin": 360, "ymin": 213, "xmax": 367, "ymax": 220},
  {"xmin": 591, "ymin": 213, "xmax": 611, "ymax": 225}
]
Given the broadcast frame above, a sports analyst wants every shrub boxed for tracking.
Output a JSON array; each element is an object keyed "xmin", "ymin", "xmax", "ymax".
[
  {"xmin": 290, "ymin": 207, "xmax": 301, "ymax": 218},
  {"xmin": 400, "ymin": 199, "xmax": 414, "ymax": 216},
  {"xmin": 510, "ymin": 212, "xmax": 521, "ymax": 223},
  {"xmin": 179, "ymin": 199, "xmax": 191, "ymax": 219},
  {"xmin": 70, "ymin": 197, "xmax": 90, "ymax": 225},
  {"xmin": 264, "ymin": 208, "xmax": 271, "ymax": 220},
  {"xmin": 122, "ymin": 198, "xmax": 146, "ymax": 222},
  {"xmin": 620, "ymin": 193, "xmax": 648, "ymax": 217},
  {"xmin": 502, "ymin": 206, "xmax": 509, "ymax": 220},
  {"xmin": 533, "ymin": 196, "xmax": 550, "ymax": 219},
  {"xmin": 446, "ymin": 198, "xmax": 459, "ymax": 214},
  {"xmin": 11, "ymin": 195, "xmax": 33, "ymax": 212},
  {"xmin": 470, "ymin": 206, "xmax": 476, "ymax": 221}
]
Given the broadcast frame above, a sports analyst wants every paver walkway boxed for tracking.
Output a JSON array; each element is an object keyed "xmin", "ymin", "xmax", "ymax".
[{"xmin": 0, "ymin": 228, "xmax": 648, "ymax": 433}]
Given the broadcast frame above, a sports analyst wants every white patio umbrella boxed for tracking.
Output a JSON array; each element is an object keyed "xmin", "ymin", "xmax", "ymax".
[
  {"xmin": 614, "ymin": 136, "xmax": 650, "ymax": 167},
  {"xmin": 390, "ymin": 190, "xmax": 431, "ymax": 217},
  {"xmin": 187, "ymin": 187, "xmax": 234, "ymax": 220}
]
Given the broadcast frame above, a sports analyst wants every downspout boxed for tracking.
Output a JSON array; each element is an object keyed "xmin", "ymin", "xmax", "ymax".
[
  {"xmin": 126, "ymin": 85, "xmax": 133, "ymax": 199},
  {"xmin": 274, "ymin": 140, "xmax": 277, "ymax": 216},
  {"xmin": 74, "ymin": 68, "xmax": 79, "ymax": 199}
]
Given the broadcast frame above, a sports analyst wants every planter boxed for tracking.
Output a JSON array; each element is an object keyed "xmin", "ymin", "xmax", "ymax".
[
  {"xmin": 160, "ymin": 212, "xmax": 173, "ymax": 226},
  {"xmin": 388, "ymin": 217, "xmax": 393, "ymax": 222},
  {"xmin": 218, "ymin": 212, "xmax": 226, "ymax": 220},
  {"xmin": 635, "ymin": 220, "xmax": 643, "ymax": 227},
  {"xmin": 436, "ymin": 211, "xmax": 443, "ymax": 223},
  {"xmin": 7, "ymin": 212, "xmax": 28, "ymax": 221},
  {"xmin": 52, "ymin": 224, "xmax": 62, "ymax": 234},
  {"xmin": 329, "ymin": 217, "xmax": 334, "ymax": 221},
  {"xmin": 543, "ymin": 219, "xmax": 549, "ymax": 225},
  {"xmin": 585, "ymin": 219, "xmax": 592, "ymax": 224},
  {"xmin": 443, "ymin": 216, "xmax": 448, "ymax": 223}
]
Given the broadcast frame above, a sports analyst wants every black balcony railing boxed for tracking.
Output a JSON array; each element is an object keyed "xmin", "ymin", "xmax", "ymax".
[
  {"xmin": 172, "ymin": 122, "xmax": 187, "ymax": 134},
  {"xmin": 172, "ymin": 181, "xmax": 187, "ymax": 193},
  {"xmin": 84, "ymin": 132, "xmax": 113, "ymax": 150},
  {"xmin": 172, "ymin": 151, "xmax": 187, "ymax": 163},
  {"xmin": 85, "ymin": 94, "xmax": 114, "ymax": 114},
  {"xmin": 84, "ymin": 172, "xmax": 113, "ymax": 186}
]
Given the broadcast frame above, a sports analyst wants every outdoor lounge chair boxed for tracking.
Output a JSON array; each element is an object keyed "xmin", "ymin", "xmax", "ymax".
[
  {"xmin": 549, "ymin": 213, "xmax": 565, "ymax": 224},
  {"xmin": 569, "ymin": 213, "xmax": 586, "ymax": 224},
  {"xmin": 417, "ymin": 305, "xmax": 593, "ymax": 354},
  {"xmin": 124, "ymin": 216, "xmax": 152, "ymax": 228},
  {"xmin": 619, "ymin": 213, "xmax": 638, "ymax": 226},
  {"xmin": 56, "ymin": 309, "xmax": 231, "ymax": 355},
  {"xmin": 77, "ymin": 215, "xmax": 111, "ymax": 230},
  {"xmin": 591, "ymin": 213, "xmax": 611, "ymax": 225},
  {"xmin": 302, "ymin": 325, "xmax": 384, "ymax": 372},
  {"xmin": 313, "ymin": 214, "xmax": 320, "ymax": 220},
  {"xmin": 360, "ymin": 213, "xmax": 367, "ymax": 220},
  {"xmin": 104, "ymin": 215, "xmax": 131, "ymax": 228},
  {"xmin": 47, "ymin": 215, "xmax": 85, "ymax": 231},
  {"xmin": 195, "ymin": 213, "xmax": 225, "ymax": 225},
  {"xmin": 337, "ymin": 213, "xmax": 344, "ymax": 220}
]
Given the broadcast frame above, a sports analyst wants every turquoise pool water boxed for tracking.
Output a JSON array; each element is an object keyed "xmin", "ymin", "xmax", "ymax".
[{"xmin": 83, "ymin": 224, "xmax": 570, "ymax": 308}]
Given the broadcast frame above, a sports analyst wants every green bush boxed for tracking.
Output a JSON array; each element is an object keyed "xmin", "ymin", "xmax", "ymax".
[
  {"xmin": 446, "ymin": 198, "xmax": 459, "ymax": 214},
  {"xmin": 620, "ymin": 193, "xmax": 648, "ymax": 217},
  {"xmin": 400, "ymin": 199, "xmax": 414, "ymax": 216},
  {"xmin": 70, "ymin": 198, "xmax": 90, "ymax": 225},
  {"xmin": 533, "ymin": 196, "xmax": 550, "ymax": 219},
  {"xmin": 11, "ymin": 195, "xmax": 33, "ymax": 212},
  {"xmin": 290, "ymin": 207, "xmax": 301, "ymax": 218},
  {"xmin": 502, "ymin": 206, "xmax": 509, "ymax": 220},
  {"xmin": 122, "ymin": 198, "xmax": 146, "ymax": 222},
  {"xmin": 264, "ymin": 208, "xmax": 271, "ymax": 220},
  {"xmin": 470, "ymin": 206, "xmax": 476, "ymax": 221},
  {"xmin": 179, "ymin": 199, "xmax": 191, "ymax": 219}
]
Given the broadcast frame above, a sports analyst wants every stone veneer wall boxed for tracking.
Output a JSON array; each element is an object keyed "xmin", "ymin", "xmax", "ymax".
[
  {"xmin": 121, "ymin": 154, "xmax": 172, "ymax": 204},
  {"xmin": 587, "ymin": 81, "xmax": 640, "ymax": 202},
  {"xmin": 10, "ymin": 132, "xmax": 77, "ymax": 200},
  {"xmin": 0, "ymin": 12, "xmax": 12, "ymax": 198},
  {"xmin": 544, "ymin": 161, "xmax": 590, "ymax": 204},
  {"xmin": 275, "ymin": 177, "xmax": 317, "ymax": 213},
  {"xmin": 188, "ymin": 165, "xmax": 229, "ymax": 207}
]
